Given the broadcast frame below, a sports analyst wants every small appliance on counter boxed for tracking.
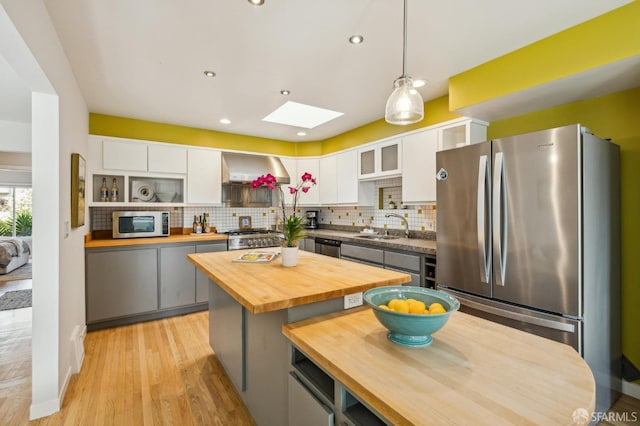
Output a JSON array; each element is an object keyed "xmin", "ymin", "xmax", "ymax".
[
  {"xmin": 112, "ymin": 211, "xmax": 170, "ymax": 238},
  {"xmin": 305, "ymin": 210, "xmax": 318, "ymax": 229}
]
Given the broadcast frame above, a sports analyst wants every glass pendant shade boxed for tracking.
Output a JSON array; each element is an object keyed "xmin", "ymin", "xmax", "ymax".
[{"xmin": 385, "ymin": 76, "xmax": 424, "ymax": 125}]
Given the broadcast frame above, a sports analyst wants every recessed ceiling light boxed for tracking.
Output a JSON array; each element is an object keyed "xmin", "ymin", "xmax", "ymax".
[
  {"xmin": 219, "ymin": 118, "xmax": 231, "ymax": 124},
  {"xmin": 413, "ymin": 79, "xmax": 426, "ymax": 88},
  {"xmin": 280, "ymin": 90, "xmax": 290, "ymax": 95},
  {"xmin": 204, "ymin": 70, "xmax": 216, "ymax": 77},
  {"xmin": 248, "ymin": 0, "xmax": 264, "ymax": 5},
  {"xmin": 349, "ymin": 35, "xmax": 364, "ymax": 44},
  {"xmin": 262, "ymin": 101, "xmax": 343, "ymax": 129},
  {"xmin": 297, "ymin": 132, "xmax": 307, "ymax": 136}
]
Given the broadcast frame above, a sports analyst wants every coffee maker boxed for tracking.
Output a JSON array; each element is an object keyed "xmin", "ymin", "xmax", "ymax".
[{"xmin": 305, "ymin": 210, "xmax": 318, "ymax": 229}]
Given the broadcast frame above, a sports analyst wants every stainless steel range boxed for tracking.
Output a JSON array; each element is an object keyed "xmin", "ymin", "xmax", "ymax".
[{"xmin": 224, "ymin": 229, "xmax": 284, "ymax": 251}]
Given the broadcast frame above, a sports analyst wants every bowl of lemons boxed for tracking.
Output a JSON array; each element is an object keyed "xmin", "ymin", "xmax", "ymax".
[{"xmin": 364, "ymin": 286, "xmax": 460, "ymax": 347}]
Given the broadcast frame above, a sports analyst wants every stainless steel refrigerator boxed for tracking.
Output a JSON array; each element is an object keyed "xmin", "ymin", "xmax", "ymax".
[{"xmin": 435, "ymin": 124, "xmax": 621, "ymax": 413}]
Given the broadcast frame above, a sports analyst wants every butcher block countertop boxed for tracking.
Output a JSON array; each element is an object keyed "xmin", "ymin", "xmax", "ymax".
[
  {"xmin": 84, "ymin": 232, "xmax": 227, "ymax": 248},
  {"xmin": 187, "ymin": 249, "xmax": 411, "ymax": 314},
  {"xmin": 283, "ymin": 308, "xmax": 595, "ymax": 425}
]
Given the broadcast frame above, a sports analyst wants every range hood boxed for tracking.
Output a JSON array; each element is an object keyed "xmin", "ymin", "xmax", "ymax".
[
  {"xmin": 221, "ymin": 152, "xmax": 290, "ymax": 207},
  {"xmin": 221, "ymin": 152, "xmax": 290, "ymax": 184}
]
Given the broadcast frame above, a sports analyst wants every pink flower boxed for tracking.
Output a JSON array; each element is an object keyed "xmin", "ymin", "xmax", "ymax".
[
  {"xmin": 288, "ymin": 186, "xmax": 298, "ymax": 194},
  {"xmin": 301, "ymin": 186, "xmax": 310, "ymax": 193},
  {"xmin": 301, "ymin": 172, "xmax": 313, "ymax": 182}
]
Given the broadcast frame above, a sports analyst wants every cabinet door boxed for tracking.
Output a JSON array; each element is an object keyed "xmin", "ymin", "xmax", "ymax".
[
  {"xmin": 187, "ymin": 149, "xmax": 222, "ymax": 204},
  {"xmin": 319, "ymin": 156, "xmax": 337, "ymax": 204},
  {"xmin": 296, "ymin": 158, "xmax": 320, "ymax": 206},
  {"xmin": 288, "ymin": 373, "xmax": 334, "ymax": 426},
  {"xmin": 379, "ymin": 139, "xmax": 401, "ymax": 176},
  {"xmin": 358, "ymin": 145, "xmax": 376, "ymax": 179},
  {"xmin": 86, "ymin": 248, "xmax": 158, "ymax": 322},
  {"xmin": 195, "ymin": 242, "xmax": 227, "ymax": 303},
  {"xmin": 402, "ymin": 129, "xmax": 438, "ymax": 203},
  {"xmin": 159, "ymin": 245, "xmax": 196, "ymax": 309},
  {"xmin": 148, "ymin": 144, "xmax": 187, "ymax": 174},
  {"xmin": 102, "ymin": 139, "xmax": 148, "ymax": 171},
  {"xmin": 336, "ymin": 150, "xmax": 358, "ymax": 204}
]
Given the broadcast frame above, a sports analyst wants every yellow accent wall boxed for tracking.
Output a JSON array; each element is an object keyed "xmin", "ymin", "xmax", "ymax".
[
  {"xmin": 89, "ymin": 96, "xmax": 458, "ymax": 157},
  {"xmin": 449, "ymin": 1, "xmax": 640, "ymax": 111},
  {"xmin": 89, "ymin": 113, "xmax": 305, "ymax": 156},
  {"xmin": 488, "ymin": 86, "xmax": 640, "ymax": 373}
]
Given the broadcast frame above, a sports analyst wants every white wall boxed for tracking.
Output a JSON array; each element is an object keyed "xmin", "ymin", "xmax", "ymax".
[
  {"xmin": 0, "ymin": 0, "xmax": 88, "ymax": 419},
  {"xmin": 0, "ymin": 119, "xmax": 31, "ymax": 152}
]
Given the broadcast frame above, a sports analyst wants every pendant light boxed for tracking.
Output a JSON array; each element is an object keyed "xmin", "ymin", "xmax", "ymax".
[{"xmin": 385, "ymin": 0, "xmax": 424, "ymax": 125}]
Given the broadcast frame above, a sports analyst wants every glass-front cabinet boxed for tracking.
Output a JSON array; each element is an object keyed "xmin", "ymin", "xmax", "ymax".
[{"xmin": 358, "ymin": 138, "xmax": 402, "ymax": 180}]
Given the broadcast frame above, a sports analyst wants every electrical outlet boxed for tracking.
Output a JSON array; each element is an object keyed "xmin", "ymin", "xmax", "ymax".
[
  {"xmin": 426, "ymin": 220, "xmax": 435, "ymax": 231},
  {"xmin": 344, "ymin": 292, "xmax": 363, "ymax": 309}
]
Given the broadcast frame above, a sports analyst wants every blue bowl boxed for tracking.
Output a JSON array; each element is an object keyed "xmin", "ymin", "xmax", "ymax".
[{"xmin": 364, "ymin": 286, "xmax": 460, "ymax": 347}]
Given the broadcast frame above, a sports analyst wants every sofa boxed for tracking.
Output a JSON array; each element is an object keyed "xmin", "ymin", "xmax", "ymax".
[{"xmin": 0, "ymin": 238, "xmax": 31, "ymax": 274}]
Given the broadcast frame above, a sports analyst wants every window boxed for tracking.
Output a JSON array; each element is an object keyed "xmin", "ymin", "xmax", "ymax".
[{"xmin": 0, "ymin": 187, "xmax": 32, "ymax": 236}]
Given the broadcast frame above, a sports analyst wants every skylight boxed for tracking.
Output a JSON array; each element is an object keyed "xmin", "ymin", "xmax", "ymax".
[{"xmin": 262, "ymin": 101, "xmax": 343, "ymax": 129}]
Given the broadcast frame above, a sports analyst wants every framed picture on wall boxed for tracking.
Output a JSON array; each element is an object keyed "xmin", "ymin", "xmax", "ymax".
[{"xmin": 71, "ymin": 153, "xmax": 86, "ymax": 228}]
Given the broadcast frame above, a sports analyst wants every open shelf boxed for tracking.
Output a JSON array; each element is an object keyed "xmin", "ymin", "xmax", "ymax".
[{"xmin": 292, "ymin": 347, "xmax": 335, "ymax": 402}]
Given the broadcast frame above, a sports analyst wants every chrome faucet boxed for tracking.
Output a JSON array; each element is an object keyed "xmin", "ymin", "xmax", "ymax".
[{"xmin": 385, "ymin": 213, "xmax": 410, "ymax": 238}]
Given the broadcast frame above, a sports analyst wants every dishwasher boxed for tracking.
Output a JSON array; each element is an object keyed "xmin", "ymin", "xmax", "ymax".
[{"xmin": 314, "ymin": 238, "xmax": 341, "ymax": 258}]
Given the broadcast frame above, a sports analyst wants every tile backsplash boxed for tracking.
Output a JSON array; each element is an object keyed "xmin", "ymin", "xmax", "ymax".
[{"xmin": 90, "ymin": 178, "xmax": 437, "ymax": 233}]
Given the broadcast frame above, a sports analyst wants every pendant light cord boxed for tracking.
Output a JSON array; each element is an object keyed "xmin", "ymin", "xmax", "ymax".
[{"xmin": 402, "ymin": 0, "xmax": 408, "ymax": 78}]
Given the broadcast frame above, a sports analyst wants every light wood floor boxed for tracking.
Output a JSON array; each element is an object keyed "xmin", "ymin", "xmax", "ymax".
[{"xmin": 1, "ymin": 279, "xmax": 639, "ymax": 425}]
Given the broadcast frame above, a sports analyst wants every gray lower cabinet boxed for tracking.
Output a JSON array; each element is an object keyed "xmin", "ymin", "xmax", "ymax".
[
  {"xmin": 299, "ymin": 238, "xmax": 315, "ymax": 253},
  {"xmin": 86, "ymin": 240, "xmax": 226, "ymax": 329},
  {"xmin": 341, "ymin": 243, "xmax": 423, "ymax": 287},
  {"xmin": 288, "ymin": 372, "xmax": 334, "ymax": 426},
  {"xmin": 384, "ymin": 251, "xmax": 421, "ymax": 287},
  {"xmin": 86, "ymin": 247, "xmax": 158, "ymax": 322},
  {"xmin": 195, "ymin": 243, "xmax": 226, "ymax": 303},
  {"xmin": 160, "ymin": 245, "xmax": 197, "ymax": 309}
]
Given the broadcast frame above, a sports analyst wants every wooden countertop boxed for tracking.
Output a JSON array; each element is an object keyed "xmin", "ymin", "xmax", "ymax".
[
  {"xmin": 85, "ymin": 232, "xmax": 227, "ymax": 248},
  {"xmin": 283, "ymin": 308, "xmax": 595, "ymax": 425},
  {"xmin": 187, "ymin": 250, "xmax": 411, "ymax": 314}
]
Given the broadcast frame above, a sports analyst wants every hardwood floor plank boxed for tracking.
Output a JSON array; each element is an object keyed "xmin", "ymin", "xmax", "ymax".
[{"xmin": 6, "ymin": 311, "xmax": 255, "ymax": 425}]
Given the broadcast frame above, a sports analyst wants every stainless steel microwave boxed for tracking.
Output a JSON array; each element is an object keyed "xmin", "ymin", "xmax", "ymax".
[{"xmin": 112, "ymin": 211, "xmax": 170, "ymax": 239}]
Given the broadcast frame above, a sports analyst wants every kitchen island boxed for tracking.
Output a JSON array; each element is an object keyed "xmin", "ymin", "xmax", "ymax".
[
  {"xmin": 187, "ymin": 249, "xmax": 411, "ymax": 426},
  {"xmin": 283, "ymin": 307, "xmax": 596, "ymax": 425}
]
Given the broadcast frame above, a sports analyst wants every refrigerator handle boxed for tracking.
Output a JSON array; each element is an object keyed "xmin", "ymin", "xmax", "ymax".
[
  {"xmin": 492, "ymin": 152, "xmax": 508, "ymax": 287},
  {"xmin": 477, "ymin": 155, "xmax": 490, "ymax": 284}
]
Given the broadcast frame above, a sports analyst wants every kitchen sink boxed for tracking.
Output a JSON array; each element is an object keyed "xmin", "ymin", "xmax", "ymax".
[{"xmin": 355, "ymin": 234, "xmax": 400, "ymax": 240}]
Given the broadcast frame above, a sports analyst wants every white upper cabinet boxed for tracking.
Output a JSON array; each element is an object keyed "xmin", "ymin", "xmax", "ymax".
[
  {"xmin": 187, "ymin": 148, "xmax": 221, "ymax": 205},
  {"xmin": 148, "ymin": 144, "xmax": 187, "ymax": 174},
  {"xmin": 336, "ymin": 150, "xmax": 359, "ymax": 204},
  {"xmin": 358, "ymin": 138, "xmax": 402, "ymax": 180},
  {"xmin": 103, "ymin": 139, "xmax": 147, "ymax": 171},
  {"xmin": 437, "ymin": 119, "xmax": 488, "ymax": 151},
  {"xmin": 319, "ymin": 155, "xmax": 338, "ymax": 204},
  {"xmin": 295, "ymin": 158, "xmax": 320, "ymax": 206},
  {"xmin": 402, "ymin": 129, "xmax": 438, "ymax": 204}
]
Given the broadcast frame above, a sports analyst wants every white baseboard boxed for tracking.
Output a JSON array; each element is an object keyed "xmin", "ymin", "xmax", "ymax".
[
  {"xmin": 622, "ymin": 379, "xmax": 640, "ymax": 400},
  {"xmin": 70, "ymin": 325, "xmax": 86, "ymax": 373},
  {"xmin": 29, "ymin": 397, "xmax": 60, "ymax": 420}
]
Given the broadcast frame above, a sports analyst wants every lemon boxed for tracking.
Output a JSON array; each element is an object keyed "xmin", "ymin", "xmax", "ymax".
[
  {"xmin": 408, "ymin": 300, "xmax": 426, "ymax": 314},
  {"xmin": 393, "ymin": 299, "xmax": 410, "ymax": 313},
  {"xmin": 378, "ymin": 304, "xmax": 390, "ymax": 310},
  {"xmin": 387, "ymin": 299, "xmax": 400, "ymax": 310},
  {"xmin": 429, "ymin": 304, "xmax": 446, "ymax": 314},
  {"xmin": 429, "ymin": 302, "xmax": 444, "ymax": 311}
]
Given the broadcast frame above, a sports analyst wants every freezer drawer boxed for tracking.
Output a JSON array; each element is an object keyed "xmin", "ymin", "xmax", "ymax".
[{"xmin": 440, "ymin": 287, "xmax": 581, "ymax": 353}]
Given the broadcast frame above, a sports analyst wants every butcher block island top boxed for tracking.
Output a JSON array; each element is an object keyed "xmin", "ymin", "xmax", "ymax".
[
  {"xmin": 187, "ymin": 249, "xmax": 411, "ymax": 314},
  {"xmin": 283, "ymin": 307, "xmax": 596, "ymax": 425}
]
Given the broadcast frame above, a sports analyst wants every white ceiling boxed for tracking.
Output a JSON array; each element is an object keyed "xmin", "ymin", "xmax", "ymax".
[{"xmin": 1, "ymin": 0, "xmax": 634, "ymax": 141}]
